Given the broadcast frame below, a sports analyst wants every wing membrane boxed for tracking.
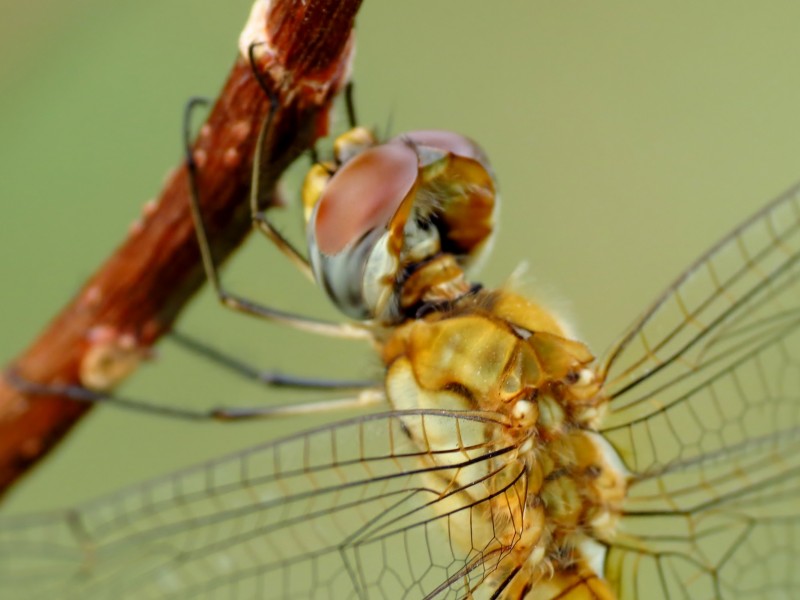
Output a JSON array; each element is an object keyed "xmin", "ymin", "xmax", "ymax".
[
  {"xmin": 0, "ymin": 410, "xmax": 526, "ymax": 599},
  {"xmin": 599, "ymin": 184, "xmax": 800, "ymax": 598}
]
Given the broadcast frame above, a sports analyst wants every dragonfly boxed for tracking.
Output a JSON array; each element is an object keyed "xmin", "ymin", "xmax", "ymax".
[{"xmin": 1, "ymin": 104, "xmax": 799, "ymax": 599}]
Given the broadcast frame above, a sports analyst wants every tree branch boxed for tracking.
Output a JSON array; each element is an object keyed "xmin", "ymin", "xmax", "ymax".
[{"xmin": 0, "ymin": 0, "xmax": 362, "ymax": 499}]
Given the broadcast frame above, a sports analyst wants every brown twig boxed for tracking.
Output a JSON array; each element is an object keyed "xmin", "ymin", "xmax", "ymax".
[{"xmin": 0, "ymin": 0, "xmax": 362, "ymax": 499}]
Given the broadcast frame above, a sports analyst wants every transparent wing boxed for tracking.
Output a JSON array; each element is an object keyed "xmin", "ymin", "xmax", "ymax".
[
  {"xmin": 0, "ymin": 410, "xmax": 528, "ymax": 600},
  {"xmin": 599, "ymin": 184, "xmax": 800, "ymax": 598}
]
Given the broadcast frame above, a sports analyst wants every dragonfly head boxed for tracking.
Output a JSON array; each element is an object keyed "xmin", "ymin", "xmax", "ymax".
[{"xmin": 303, "ymin": 128, "xmax": 499, "ymax": 325}]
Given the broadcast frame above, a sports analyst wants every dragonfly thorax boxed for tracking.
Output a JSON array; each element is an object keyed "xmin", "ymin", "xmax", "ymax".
[
  {"xmin": 381, "ymin": 288, "xmax": 627, "ymax": 595},
  {"xmin": 302, "ymin": 127, "xmax": 498, "ymax": 324}
]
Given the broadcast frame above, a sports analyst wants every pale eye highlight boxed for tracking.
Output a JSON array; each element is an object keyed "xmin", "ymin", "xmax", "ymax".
[{"xmin": 393, "ymin": 129, "xmax": 490, "ymax": 170}]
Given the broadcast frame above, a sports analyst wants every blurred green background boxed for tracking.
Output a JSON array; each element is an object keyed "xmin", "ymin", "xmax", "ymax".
[{"xmin": 2, "ymin": 1, "xmax": 800, "ymax": 514}]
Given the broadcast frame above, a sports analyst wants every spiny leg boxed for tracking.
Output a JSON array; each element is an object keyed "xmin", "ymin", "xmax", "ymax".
[
  {"xmin": 183, "ymin": 47, "xmax": 369, "ymax": 340},
  {"xmin": 244, "ymin": 42, "xmax": 321, "ymax": 284},
  {"xmin": 184, "ymin": 99, "xmax": 366, "ymax": 340},
  {"xmin": 344, "ymin": 81, "xmax": 358, "ymax": 129},
  {"xmin": 6, "ymin": 368, "xmax": 385, "ymax": 422},
  {"xmin": 168, "ymin": 329, "xmax": 377, "ymax": 390}
]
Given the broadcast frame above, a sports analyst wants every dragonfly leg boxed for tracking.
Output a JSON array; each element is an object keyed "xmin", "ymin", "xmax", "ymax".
[
  {"xmin": 245, "ymin": 40, "xmax": 321, "ymax": 284},
  {"xmin": 210, "ymin": 389, "xmax": 386, "ymax": 420},
  {"xmin": 247, "ymin": 55, "xmax": 359, "ymax": 282},
  {"xmin": 344, "ymin": 80, "xmax": 358, "ymax": 128},
  {"xmin": 168, "ymin": 329, "xmax": 377, "ymax": 390},
  {"xmin": 6, "ymin": 368, "xmax": 385, "ymax": 422},
  {"xmin": 183, "ymin": 58, "xmax": 369, "ymax": 341}
]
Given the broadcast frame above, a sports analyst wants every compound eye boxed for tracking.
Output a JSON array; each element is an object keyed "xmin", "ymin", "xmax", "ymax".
[
  {"xmin": 314, "ymin": 143, "xmax": 419, "ymax": 255},
  {"xmin": 393, "ymin": 130, "xmax": 490, "ymax": 170}
]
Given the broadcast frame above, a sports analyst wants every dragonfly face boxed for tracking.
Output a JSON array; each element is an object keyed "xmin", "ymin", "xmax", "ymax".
[{"xmin": 302, "ymin": 128, "xmax": 497, "ymax": 324}]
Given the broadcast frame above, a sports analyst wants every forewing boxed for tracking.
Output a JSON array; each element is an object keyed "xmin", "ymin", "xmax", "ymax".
[
  {"xmin": 0, "ymin": 410, "xmax": 525, "ymax": 600},
  {"xmin": 599, "ymin": 184, "xmax": 800, "ymax": 598}
]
